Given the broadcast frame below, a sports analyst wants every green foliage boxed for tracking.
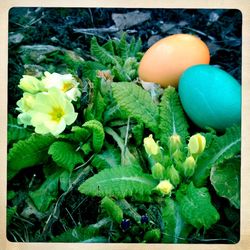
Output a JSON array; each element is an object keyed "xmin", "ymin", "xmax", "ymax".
[
  {"xmin": 162, "ymin": 197, "xmax": 192, "ymax": 243},
  {"xmin": 210, "ymin": 158, "xmax": 240, "ymax": 209},
  {"xmin": 82, "ymin": 61, "xmax": 107, "ymax": 81},
  {"xmin": 91, "ymin": 146, "xmax": 121, "ymax": 170},
  {"xmin": 91, "ymin": 36, "xmax": 119, "ymax": 65},
  {"xmin": 143, "ymin": 228, "xmax": 161, "ymax": 243},
  {"xmin": 7, "ymin": 206, "xmax": 17, "ymax": 226},
  {"xmin": 8, "ymin": 114, "xmax": 31, "ymax": 144},
  {"xmin": 83, "ymin": 119, "xmax": 105, "ymax": 152},
  {"xmin": 29, "ymin": 171, "xmax": 61, "ymax": 212},
  {"xmin": 132, "ymin": 122, "xmax": 144, "ymax": 145},
  {"xmin": 101, "ymin": 196, "xmax": 123, "ymax": 223},
  {"xmin": 8, "ymin": 134, "xmax": 55, "ymax": 178},
  {"xmin": 7, "ymin": 190, "xmax": 16, "ymax": 200},
  {"xmin": 78, "ymin": 166, "xmax": 157, "ymax": 201},
  {"xmin": 176, "ymin": 182, "xmax": 220, "ymax": 229},
  {"xmin": 112, "ymin": 82, "xmax": 159, "ymax": 133},
  {"xmin": 159, "ymin": 87, "xmax": 189, "ymax": 147},
  {"xmin": 105, "ymin": 127, "xmax": 140, "ymax": 167},
  {"xmin": 59, "ymin": 126, "xmax": 90, "ymax": 142},
  {"xmin": 193, "ymin": 125, "xmax": 241, "ymax": 187},
  {"xmin": 51, "ymin": 217, "xmax": 110, "ymax": 242},
  {"xmin": 48, "ymin": 141, "xmax": 84, "ymax": 172}
]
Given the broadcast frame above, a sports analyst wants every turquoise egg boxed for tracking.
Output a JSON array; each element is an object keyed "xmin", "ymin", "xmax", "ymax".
[{"xmin": 178, "ymin": 64, "xmax": 241, "ymax": 130}]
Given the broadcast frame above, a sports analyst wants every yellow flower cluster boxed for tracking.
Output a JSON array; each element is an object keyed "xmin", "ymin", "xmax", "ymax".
[{"xmin": 16, "ymin": 72, "xmax": 81, "ymax": 136}]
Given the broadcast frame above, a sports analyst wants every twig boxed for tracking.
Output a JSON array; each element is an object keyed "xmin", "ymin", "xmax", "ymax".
[{"xmin": 123, "ymin": 117, "xmax": 130, "ymax": 159}]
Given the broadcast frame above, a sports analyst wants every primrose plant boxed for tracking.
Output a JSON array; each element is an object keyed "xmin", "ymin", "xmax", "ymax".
[{"xmin": 7, "ymin": 34, "xmax": 240, "ymax": 243}]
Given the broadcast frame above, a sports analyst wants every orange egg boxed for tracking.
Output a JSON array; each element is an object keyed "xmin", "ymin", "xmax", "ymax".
[{"xmin": 138, "ymin": 34, "xmax": 210, "ymax": 88}]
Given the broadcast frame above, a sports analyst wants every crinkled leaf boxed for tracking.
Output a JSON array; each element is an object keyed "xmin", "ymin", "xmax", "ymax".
[
  {"xmin": 193, "ymin": 125, "xmax": 241, "ymax": 187},
  {"xmin": 176, "ymin": 182, "xmax": 220, "ymax": 229},
  {"xmin": 210, "ymin": 158, "xmax": 240, "ymax": 209},
  {"xmin": 159, "ymin": 87, "xmax": 189, "ymax": 147},
  {"xmin": 112, "ymin": 82, "xmax": 159, "ymax": 134},
  {"xmin": 90, "ymin": 37, "xmax": 118, "ymax": 65},
  {"xmin": 162, "ymin": 198, "xmax": 192, "ymax": 243},
  {"xmin": 48, "ymin": 141, "xmax": 84, "ymax": 172},
  {"xmin": 91, "ymin": 147, "xmax": 121, "ymax": 170},
  {"xmin": 83, "ymin": 120, "xmax": 105, "ymax": 152},
  {"xmin": 58, "ymin": 126, "xmax": 90, "ymax": 143},
  {"xmin": 101, "ymin": 196, "xmax": 123, "ymax": 223},
  {"xmin": 8, "ymin": 114, "xmax": 31, "ymax": 144},
  {"xmin": 78, "ymin": 166, "xmax": 157, "ymax": 201},
  {"xmin": 8, "ymin": 134, "xmax": 55, "ymax": 177}
]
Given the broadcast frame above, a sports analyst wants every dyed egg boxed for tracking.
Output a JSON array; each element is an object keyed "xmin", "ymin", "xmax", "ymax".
[
  {"xmin": 138, "ymin": 34, "xmax": 210, "ymax": 88},
  {"xmin": 178, "ymin": 65, "xmax": 241, "ymax": 130}
]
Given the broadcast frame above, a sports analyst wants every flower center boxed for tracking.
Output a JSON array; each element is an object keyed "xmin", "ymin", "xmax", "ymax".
[
  {"xmin": 61, "ymin": 81, "xmax": 74, "ymax": 92},
  {"xmin": 49, "ymin": 106, "xmax": 65, "ymax": 122}
]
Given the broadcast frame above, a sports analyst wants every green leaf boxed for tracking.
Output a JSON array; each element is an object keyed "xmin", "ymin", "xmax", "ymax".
[
  {"xmin": 78, "ymin": 166, "xmax": 157, "ymax": 201},
  {"xmin": 7, "ymin": 206, "xmax": 17, "ymax": 226},
  {"xmin": 82, "ymin": 61, "xmax": 106, "ymax": 81},
  {"xmin": 83, "ymin": 120, "xmax": 105, "ymax": 152},
  {"xmin": 176, "ymin": 182, "xmax": 220, "ymax": 229},
  {"xmin": 8, "ymin": 134, "xmax": 55, "ymax": 176},
  {"xmin": 143, "ymin": 229, "xmax": 161, "ymax": 243},
  {"xmin": 48, "ymin": 141, "xmax": 84, "ymax": 172},
  {"xmin": 132, "ymin": 122, "xmax": 144, "ymax": 146},
  {"xmin": 51, "ymin": 218, "xmax": 110, "ymax": 242},
  {"xmin": 162, "ymin": 198, "xmax": 192, "ymax": 243},
  {"xmin": 112, "ymin": 82, "xmax": 159, "ymax": 133},
  {"xmin": 7, "ymin": 190, "xmax": 16, "ymax": 200},
  {"xmin": 129, "ymin": 37, "xmax": 142, "ymax": 58},
  {"xmin": 29, "ymin": 171, "xmax": 61, "ymax": 212},
  {"xmin": 60, "ymin": 170, "xmax": 71, "ymax": 192},
  {"xmin": 90, "ymin": 37, "xmax": 118, "ymax": 65},
  {"xmin": 101, "ymin": 196, "xmax": 123, "ymax": 223},
  {"xmin": 193, "ymin": 125, "xmax": 241, "ymax": 187},
  {"xmin": 210, "ymin": 158, "xmax": 240, "ymax": 209},
  {"xmin": 105, "ymin": 127, "xmax": 140, "ymax": 167},
  {"xmin": 8, "ymin": 114, "xmax": 31, "ymax": 144},
  {"xmin": 159, "ymin": 87, "xmax": 189, "ymax": 147},
  {"xmin": 51, "ymin": 225, "xmax": 98, "ymax": 242},
  {"xmin": 91, "ymin": 147, "xmax": 121, "ymax": 170},
  {"xmin": 102, "ymin": 39, "xmax": 115, "ymax": 55},
  {"xmin": 58, "ymin": 126, "xmax": 90, "ymax": 142},
  {"xmin": 118, "ymin": 33, "xmax": 129, "ymax": 60}
]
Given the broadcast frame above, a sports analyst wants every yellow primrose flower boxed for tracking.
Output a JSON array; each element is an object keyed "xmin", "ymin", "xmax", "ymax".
[
  {"xmin": 16, "ymin": 93, "xmax": 36, "ymax": 127},
  {"xmin": 42, "ymin": 71, "xmax": 81, "ymax": 101},
  {"xmin": 30, "ymin": 88, "xmax": 78, "ymax": 136},
  {"xmin": 143, "ymin": 134, "xmax": 160, "ymax": 156},
  {"xmin": 155, "ymin": 180, "xmax": 174, "ymax": 195},
  {"xmin": 18, "ymin": 75, "xmax": 45, "ymax": 94},
  {"xmin": 188, "ymin": 133, "xmax": 206, "ymax": 155}
]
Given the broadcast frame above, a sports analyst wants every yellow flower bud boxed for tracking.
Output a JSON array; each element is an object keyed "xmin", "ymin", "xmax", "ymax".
[
  {"xmin": 188, "ymin": 133, "xmax": 206, "ymax": 155},
  {"xmin": 18, "ymin": 75, "xmax": 44, "ymax": 94},
  {"xmin": 165, "ymin": 165, "xmax": 180, "ymax": 186},
  {"xmin": 169, "ymin": 134, "xmax": 182, "ymax": 152},
  {"xmin": 143, "ymin": 134, "xmax": 160, "ymax": 156},
  {"xmin": 155, "ymin": 180, "xmax": 174, "ymax": 195},
  {"xmin": 183, "ymin": 156, "xmax": 196, "ymax": 177},
  {"xmin": 151, "ymin": 163, "xmax": 165, "ymax": 180}
]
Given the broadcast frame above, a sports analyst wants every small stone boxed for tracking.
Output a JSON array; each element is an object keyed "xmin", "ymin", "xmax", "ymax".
[{"xmin": 147, "ymin": 35, "xmax": 162, "ymax": 47}]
